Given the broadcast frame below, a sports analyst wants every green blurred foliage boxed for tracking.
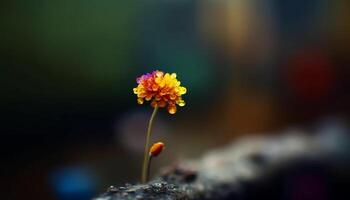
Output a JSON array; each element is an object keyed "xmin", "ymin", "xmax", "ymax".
[{"xmin": 1, "ymin": 0, "xmax": 144, "ymax": 102}]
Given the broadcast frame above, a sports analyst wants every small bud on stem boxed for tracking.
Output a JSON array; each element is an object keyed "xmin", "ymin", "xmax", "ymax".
[{"xmin": 146, "ymin": 142, "xmax": 165, "ymax": 182}]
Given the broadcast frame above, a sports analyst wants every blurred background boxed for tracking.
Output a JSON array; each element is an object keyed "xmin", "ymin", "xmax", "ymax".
[{"xmin": 1, "ymin": 0, "xmax": 349, "ymax": 199}]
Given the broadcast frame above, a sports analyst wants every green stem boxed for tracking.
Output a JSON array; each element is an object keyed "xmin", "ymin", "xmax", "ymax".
[
  {"xmin": 141, "ymin": 106, "xmax": 159, "ymax": 183},
  {"xmin": 146, "ymin": 155, "xmax": 153, "ymax": 182}
]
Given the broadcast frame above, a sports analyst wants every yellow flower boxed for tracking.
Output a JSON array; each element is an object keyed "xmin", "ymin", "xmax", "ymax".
[{"xmin": 133, "ymin": 70, "xmax": 187, "ymax": 114}]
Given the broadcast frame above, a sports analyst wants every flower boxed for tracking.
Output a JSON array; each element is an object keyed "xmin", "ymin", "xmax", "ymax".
[
  {"xmin": 133, "ymin": 70, "xmax": 187, "ymax": 114},
  {"xmin": 149, "ymin": 142, "xmax": 165, "ymax": 157}
]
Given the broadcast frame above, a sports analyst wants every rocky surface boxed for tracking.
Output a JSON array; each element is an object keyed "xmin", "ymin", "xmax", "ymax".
[{"xmin": 93, "ymin": 129, "xmax": 350, "ymax": 200}]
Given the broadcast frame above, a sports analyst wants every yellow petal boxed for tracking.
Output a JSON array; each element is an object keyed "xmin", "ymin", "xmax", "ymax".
[
  {"xmin": 179, "ymin": 87, "xmax": 187, "ymax": 95},
  {"xmin": 164, "ymin": 73, "xmax": 170, "ymax": 79},
  {"xmin": 155, "ymin": 71, "xmax": 164, "ymax": 77},
  {"xmin": 137, "ymin": 98, "xmax": 144, "ymax": 104},
  {"xmin": 178, "ymin": 100, "xmax": 186, "ymax": 107},
  {"xmin": 159, "ymin": 80, "xmax": 166, "ymax": 87},
  {"xmin": 155, "ymin": 77, "xmax": 162, "ymax": 84}
]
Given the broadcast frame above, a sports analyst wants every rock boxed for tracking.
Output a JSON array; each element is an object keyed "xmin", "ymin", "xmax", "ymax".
[{"xmin": 93, "ymin": 130, "xmax": 350, "ymax": 200}]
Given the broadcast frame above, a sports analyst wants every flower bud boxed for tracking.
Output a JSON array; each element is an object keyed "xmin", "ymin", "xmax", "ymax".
[{"xmin": 149, "ymin": 142, "xmax": 165, "ymax": 157}]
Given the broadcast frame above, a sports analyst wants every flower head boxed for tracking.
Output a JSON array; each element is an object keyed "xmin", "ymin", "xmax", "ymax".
[{"xmin": 133, "ymin": 70, "xmax": 187, "ymax": 114}]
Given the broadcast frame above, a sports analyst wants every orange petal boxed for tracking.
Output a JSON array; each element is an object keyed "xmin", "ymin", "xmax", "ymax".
[
  {"xmin": 145, "ymin": 94, "xmax": 153, "ymax": 101},
  {"xmin": 155, "ymin": 95, "xmax": 162, "ymax": 101},
  {"xmin": 152, "ymin": 85, "xmax": 159, "ymax": 91},
  {"xmin": 170, "ymin": 94, "xmax": 177, "ymax": 100},
  {"xmin": 151, "ymin": 100, "xmax": 158, "ymax": 108},
  {"xmin": 158, "ymin": 100, "xmax": 167, "ymax": 108},
  {"xmin": 168, "ymin": 104, "xmax": 177, "ymax": 114}
]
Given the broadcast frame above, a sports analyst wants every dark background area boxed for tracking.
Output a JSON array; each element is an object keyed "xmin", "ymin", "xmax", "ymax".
[{"xmin": 1, "ymin": 0, "xmax": 349, "ymax": 199}]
